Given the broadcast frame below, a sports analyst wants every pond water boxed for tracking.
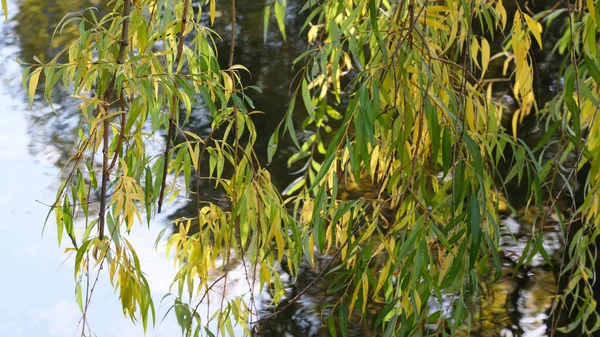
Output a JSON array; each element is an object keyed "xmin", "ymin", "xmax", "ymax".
[
  {"xmin": 0, "ymin": 1, "xmax": 242, "ymax": 336},
  {"xmin": 0, "ymin": 9, "xmax": 186, "ymax": 337},
  {"xmin": 0, "ymin": 0, "xmax": 585, "ymax": 336}
]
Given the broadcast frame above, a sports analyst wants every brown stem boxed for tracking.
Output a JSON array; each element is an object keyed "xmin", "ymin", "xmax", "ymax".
[
  {"xmin": 98, "ymin": 0, "xmax": 131, "ymax": 240},
  {"xmin": 228, "ymin": 0, "xmax": 236, "ymax": 68},
  {"xmin": 108, "ymin": 91, "xmax": 127, "ymax": 172},
  {"xmin": 99, "ymin": 116, "xmax": 110, "ymax": 240},
  {"xmin": 158, "ymin": 0, "xmax": 190, "ymax": 213},
  {"xmin": 216, "ymin": 1, "xmax": 239, "ymax": 335},
  {"xmin": 251, "ymin": 220, "xmax": 367, "ymax": 328},
  {"xmin": 117, "ymin": 0, "xmax": 131, "ymax": 64}
]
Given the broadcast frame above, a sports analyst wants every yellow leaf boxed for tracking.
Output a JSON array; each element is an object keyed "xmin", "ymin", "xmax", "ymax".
[
  {"xmin": 414, "ymin": 291, "xmax": 422, "ymax": 314},
  {"xmin": 502, "ymin": 55, "xmax": 513, "ymax": 76},
  {"xmin": 523, "ymin": 14, "xmax": 543, "ymax": 48},
  {"xmin": 496, "ymin": 2, "xmax": 507, "ymax": 30},
  {"xmin": 466, "ymin": 93, "xmax": 475, "ymax": 131},
  {"xmin": 370, "ymin": 145, "xmax": 379, "ymax": 180},
  {"xmin": 209, "ymin": 0, "xmax": 216, "ymax": 25},
  {"xmin": 419, "ymin": 17, "xmax": 450, "ymax": 32},
  {"xmin": 274, "ymin": 230, "xmax": 284, "ymax": 261},
  {"xmin": 260, "ymin": 261, "xmax": 271, "ymax": 288},
  {"xmin": 361, "ymin": 273, "xmax": 368, "ymax": 313},
  {"xmin": 348, "ymin": 277, "xmax": 361, "ymax": 317},
  {"xmin": 2, "ymin": 0, "xmax": 7, "ymax": 20},
  {"xmin": 193, "ymin": 142, "xmax": 200, "ymax": 170},
  {"xmin": 374, "ymin": 261, "xmax": 391, "ymax": 295},
  {"xmin": 222, "ymin": 71, "xmax": 233, "ymax": 102},
  {"xmin": 426, "ymin": 6, "xmax": 449, "ymax": 13},
  {"xmin": 308, "ymin": 25, "xmax": 319, "ymax": 44},
  {"xmin": 28, "ymin": 67, "xmax": 42, "ymax": 108},
  {"xmin": 512, "ymin": 108, "xmax": 521, "ymax": 140},
  {"xmin": 481, "ymin": 38, "xmax": 490, "ymax": 78},
  {"xmin": 471, "ymin": 36, "xmax": 480, "ymax": 69},
  {"xmin": 588, "ymin": 0, "xmax": 596, "ymax": 24}
]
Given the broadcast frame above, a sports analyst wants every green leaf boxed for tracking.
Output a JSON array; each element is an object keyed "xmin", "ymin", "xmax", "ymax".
[
  {"xmin": 302, "ymin": 78, "xmax": 314, "ymax": 116},
  {"xmin": 263, "ymin": 5, "xmax": 271, "ymax": 43},
  {"xmin": 285, "ymin": 94, "xmax": 300, "ymax": 148},
  {"xmin": 469, "ymin": 194, "xmax": 481, "ymax": 270},
  {"xmin": 425, "ymin": 98, "xmax": 440, "ymax": 161},
  {"xmin": 183, "ymin": 148, "xmax": 191, "ymax": 193},
  {"xmin": 441, "ymin": 127, "xmax": 452, "ymax": 175},
  {"xmin": 76, "ymin": 283, "xmax": 83, "ymax": 312},
  {"xmin": 339, "ymin": 304, "xmax": 348, "ymax": 337},
  {"xmin": 369, "ymin": 0, "xmax": 387, "ymax": 61},
  {"xmin": 274, "ymin": 0, "xmax": 287, "ymax": 41},
  {"xmin": 144, "ymin": 166, "xmax": 153, "ymax": 227},
  {"xmin": 74, "ymin": 239, "xmax": 93, "ymax": 279},
  {"xmin": 584, "ymin": 55, "xmax": 600, "ymax": 86},
  {"xmin": 282, "ymin": 176, "xmax": 305, "ymax": 195},
  {"xmin": 267, "ymin": 125, "xmax": 280, "ymax": 164}
]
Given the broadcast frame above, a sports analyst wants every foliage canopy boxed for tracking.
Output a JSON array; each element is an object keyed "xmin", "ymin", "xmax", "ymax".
[{"xmin": 12, "ymin": 0, "xmax": 600, "ymax": 335}]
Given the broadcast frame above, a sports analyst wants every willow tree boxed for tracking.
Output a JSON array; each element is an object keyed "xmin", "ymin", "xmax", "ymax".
[{"xmin": 18, "ymin": 0, "xmax": 600, "ymax": 336}]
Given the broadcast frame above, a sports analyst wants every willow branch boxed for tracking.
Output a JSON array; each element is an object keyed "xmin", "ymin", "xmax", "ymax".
[
  {"xmin": 158, "ymin": 0, "xmax": 190, "ymax": 213},
  {"xmin": 228, "ymin": 0, "xmax": 236, "ymax": 68},
  {"xmin": 217, "ymin": 0, "xmax": 239, "ymax": 332},
  {"xmin": 99, "ymin": 0, "xmax": 130, "ymax": 240},
  {"xmin": 99, "ymin": 116, "xmax": 110, "ymax": 240}
]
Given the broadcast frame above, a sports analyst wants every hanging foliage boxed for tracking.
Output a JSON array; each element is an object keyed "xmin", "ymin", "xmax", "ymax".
[{"xmin": 14, "ymin": 0, "xmax": 600, "ymax": 336}]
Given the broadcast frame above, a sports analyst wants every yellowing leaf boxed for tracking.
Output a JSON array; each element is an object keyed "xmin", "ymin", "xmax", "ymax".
[
  {"xmin": 524, "ymin": 14, "xmax": 543, "ymax": 48},
  {"xmin": 209, "ymin": 0, "xmax": 216, "ymax": 25},
  {"xmin": 426, "ymin": 6, "xmax": 449, "ymax": 13},
  {"xmin": 1, "ymin": 0, "xmax": 7, "ymax": 20},
  {"xmin": 260, "ymin": 261, "xmax": 271, "ymax": 288},
  {"xmin": 413, "ymin": 291, "xmax": 422, "ymax": 314},
  {"xmin": 308, "ymin": 25, "xmax": 319, "ymax": 44},
  {"xmin": 496, "ymin": 2, "xmax": 507, "ymax": 30},
  {"xmin": 419, "ymin": 17, "xmax": 449, "ymax": 32},
  {"xmin": 348, "ymin": 276, "xmax": 361, "ymax": 316},
  {"xmin": 512, "ymin": 108, "xmax": 521, "ymax": 140},
  {"xmin": 481, "ymin": 38, "xmax": 490, "ymax": 78},
  {"xmin": 222, "ymin": 71, "xmax": 233, "ymax": 101},
  {"xmin": 374, "ymin": 261, "xmax": 391, "ymax": 295},
  {"xmin": 361, "ymin": 273, "xmax": 368, "ymax": 313},
  {"xmin": 466, "ymin": 93, "xmax": 475, "ymax": 131},
  {"xmin": 587, "ymin": 0, "xmax": 596, "ymax": 24},
  {"xmin": 471, "ymin": 36, "xmax": 480, "ymax": 69},
  {"xmin": 28, "ymin": 67, "xmax": 42, "ymax": 108}
]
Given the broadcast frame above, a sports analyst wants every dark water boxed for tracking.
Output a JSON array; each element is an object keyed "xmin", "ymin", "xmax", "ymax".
[{"xmin": 8, "ymin": 0, "xmax": 589, "ymax": 336}]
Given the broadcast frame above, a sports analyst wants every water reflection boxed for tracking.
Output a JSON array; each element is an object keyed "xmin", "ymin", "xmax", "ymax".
[{"xmin": 0, "ymin": 3, "xmax": 182, "ymax": 336}]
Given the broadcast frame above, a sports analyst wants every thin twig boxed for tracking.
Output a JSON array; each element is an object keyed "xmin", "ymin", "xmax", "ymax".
[
  {"xmin": 108, "ymin": 91, "xmax": 127, "ymax": 172},
  {"xmin": 98, "ymin": 112, "xmax": 110, "ymax": 241},
  {"xmin": 158, "ymin": 0, "xmax": 190, "ymax": 213},
  {"xmin": 98, "ymin": 0, "xmax": 131, "ymax": 240},
  {"xmin": 250, "ymin": 218, "xmax": 370, "ymax": 327},
  {"xmin": 216, "ymin": 0, "xmax": 238, "ymax": 335},
  {"xmin": 550, "ymin": 3, "xmax": 596, "ymax": 334}
]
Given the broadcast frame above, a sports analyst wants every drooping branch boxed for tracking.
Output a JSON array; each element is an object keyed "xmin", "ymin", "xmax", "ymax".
[
  {"xmin": 98, "ymin": 0, "xmax": 131, "ymax": 240},
  {"xmin": 158, "ymin": 0, "xmax": 190, "ymax": 213},
  {"xmin": 99, "ymin": 116, "xmax": 110, "ymax": 240}
]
